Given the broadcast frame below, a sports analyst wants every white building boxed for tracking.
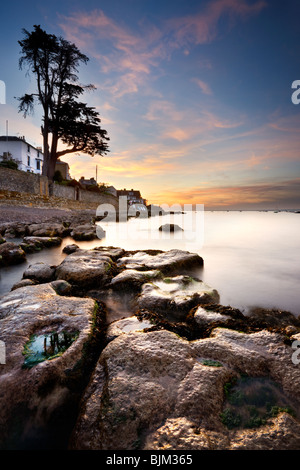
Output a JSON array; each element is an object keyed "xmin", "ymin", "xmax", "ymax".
[{"xmin": 0, "ymin": 136, "xmax": 44, "ymax": 174}]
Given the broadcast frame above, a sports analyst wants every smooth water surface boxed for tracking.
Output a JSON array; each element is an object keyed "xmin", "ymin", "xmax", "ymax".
[{"xmin": 0, "ymin": 211, "xmax": 299, "ymax": 315}]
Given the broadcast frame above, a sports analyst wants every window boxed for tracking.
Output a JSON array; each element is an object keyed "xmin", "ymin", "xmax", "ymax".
[
  {"xmin": 36, "ymin": 160, "xmax": 40, "ymax": 170},
  {"xmin": 27, "ymin": 156, "xmax": 30, "ymax": 167},
  {"xmin": 27, "ymin": 144, "xmax": 30, "ymax": 152}
]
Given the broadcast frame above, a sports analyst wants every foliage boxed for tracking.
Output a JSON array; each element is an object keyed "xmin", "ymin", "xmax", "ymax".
[
  {"xmin": 0, "ymin": 152, "xmax": 19, "ymax": 170},
  {"xmin": 17, "ymin": 25, "xmax": 109, "ymax": 179},
  {"xmin": 0, "ymin": 159, "xmax": 19, "ymax": 170},
  {"xmin": 53, "ymin": 170, "xmax": 63, "ymax": 183}
]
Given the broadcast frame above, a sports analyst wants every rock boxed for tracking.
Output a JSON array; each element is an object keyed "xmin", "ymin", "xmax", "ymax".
[
  {"xmin": 93, "ymin": 246, "xmax": 125, "ymax": 261},
  {"xmin": 50, "ymin": 280, "xmax": 72, "ymax": 296},
  {"xmin": 2, "ymin": 223, "xmax": 27, "ymax": 239},
  {"xmin": 11, "ymin": 279, "xmax": 36, "ymax": 291},
  {"xmin": 106, "ymin": 316, "xmax": 154, "ymax": 342},
  {"xmin": 62, "ymin": 244, "xmax": 79, "ymax": 254},
  {"xmin": 21, "ymin": 236, "xmax": 62, "ymax": 253},
  {"xmin": 117, "ymin": 249, "xmax": 203, "ymax": 274},
  {"xmin": 0, "ymin": 283, "xmax": 98, "ymax": 449},
  {"xmin": 159, "ymin": 224, "xmax": 183, "ymax": 232},
  {"xmin": 137, "ymin": 275, "xmax": 219, "ymax": 320},
  {"xmin": 0, "ymin": 234, "xmax": 5, "ymax": 245},
  {"xmin": 110, "ymin": 269, "xmax": 162, "ymax": 291},
  {"xmin": 22, "ymin": 262, "xmax": 56, "ymax": 283},
  {"xmin": 26, "ymin": 223, "xmax": 69, "ymax": 238},
  {"xmin": 0, "ymin": 242, "xmax": 26, "ymax": 266},
  {"xmin": 70, "ymin": 224, "xmax": 98, "ymax": 241},
  {"xmin": 193, "ymin": 306, "xmax": 236, "ymax": 328},
  {"xmin": 247, "ymin": 307, "xmax": 300, "ymax": 329},
  {"xmin": 70, "ymin": 327, "xmax": 300, "ymax": 451},
  {"xmin": 55, "ymin": 249, "xmax": 117, "ymax": 288}
]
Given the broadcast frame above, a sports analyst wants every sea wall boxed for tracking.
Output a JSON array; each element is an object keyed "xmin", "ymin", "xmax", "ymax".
[
  {"xmin": 0, "ymin": 166, "xmax": 49, "ymax": 196},
  {"xmin": 0, "ymin": 167, "xmax": 119, "ymax": 211}
]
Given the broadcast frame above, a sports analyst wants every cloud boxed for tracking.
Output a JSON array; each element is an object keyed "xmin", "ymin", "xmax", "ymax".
[
  {"xmin": 191, "ymin": 78, "xmax": 213, "ymax": 95},
  {"xmin": 151, "ymin": 178, "xmax": 300, "ymax": 208},
  {"xmin": 166, "ymin": 0, "xmax": 267, "ymax": 48},
  {"xmin": 59, "ymin": 0, "xmax": 267, "ymax": 99}
]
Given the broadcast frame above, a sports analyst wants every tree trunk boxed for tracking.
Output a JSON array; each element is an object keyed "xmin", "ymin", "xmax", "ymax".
[{"xmin": 47, "ymin": 133, "xmax": 59, "ymax": 181}]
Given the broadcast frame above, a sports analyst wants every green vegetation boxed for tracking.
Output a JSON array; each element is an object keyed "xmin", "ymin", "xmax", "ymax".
[
  {"xmin": 201, "ymin": 359, "xmax": 223, "ymax": 367},
  {"xmin": 221, "ymin": 376, "xmax": 297, "ymax": 430}
]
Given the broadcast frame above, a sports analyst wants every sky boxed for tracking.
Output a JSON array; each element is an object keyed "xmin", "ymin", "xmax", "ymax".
[{"xmin": 0, "ymin": 0, "xmax": 300, "ymax": 209}]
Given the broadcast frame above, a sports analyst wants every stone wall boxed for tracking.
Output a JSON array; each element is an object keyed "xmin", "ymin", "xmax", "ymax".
[
  {"xmin": 51, "ymin": 182, "xmax": 76, "ymax": 200},
  {"xmin": 0, "ymin": 167, "xmax": 119, "ymax": 211},
  {"xmin": 0, "ymin": 167, "xmax": 49, "ymax": 196}
]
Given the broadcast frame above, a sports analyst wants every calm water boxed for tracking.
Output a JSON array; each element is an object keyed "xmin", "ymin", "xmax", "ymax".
[{"xmin": 0, "ymin": 210, "xmax": 299, "ymax": 316}]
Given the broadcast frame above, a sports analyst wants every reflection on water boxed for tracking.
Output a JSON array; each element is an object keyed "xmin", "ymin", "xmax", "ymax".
[{"xmin": 0, "ymin": 211, "xmax": 299, "ymax": 315}]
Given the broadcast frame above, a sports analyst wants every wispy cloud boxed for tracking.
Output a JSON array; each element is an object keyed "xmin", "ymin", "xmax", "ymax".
[
  {"xmin": 152, "ymin": 178, "xmax": 300, "ymax": 208},
  {"xmin": 191, "ymin": 78, "xmax": 213, "ymax": 96},
  {"xmin": 165, "ymin": 0, "xmax": 267, "ymax": 48},
  {"xmin": 59, "ymin": 0, "xmax": 266, "ymax": 99}
]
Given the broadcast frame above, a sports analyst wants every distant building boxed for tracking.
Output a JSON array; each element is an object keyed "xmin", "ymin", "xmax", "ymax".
[
  {"xmin": 117, "ymin": 188, "xmax": 146, "ymax": 205},
  {"xmin": 79, "ymin": 176, "xmax": 97, "ymax": 187},
  {"xmin": 55, "ymin": 159, "xmax": 71, "ymax": 180},
  {"xmin": 106, "ymin": 185, "xmax": 117, "ymax": 197},
  {"xmin": 0, "ymin": 136, "xmax": 43, "ymax": 174}
]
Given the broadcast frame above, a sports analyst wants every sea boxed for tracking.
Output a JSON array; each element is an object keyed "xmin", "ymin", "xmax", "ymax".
[{"xmin": 0, "ymin": 210, "xmax": 299, "ymax": 316}]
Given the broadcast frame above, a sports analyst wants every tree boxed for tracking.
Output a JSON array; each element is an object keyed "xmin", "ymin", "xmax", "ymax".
[{"xmin": 17, "ymin": 25, "xmax": 109, "ymax": 179}]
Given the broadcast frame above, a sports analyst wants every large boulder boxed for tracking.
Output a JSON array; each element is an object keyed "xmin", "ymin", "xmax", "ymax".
[
  {"xmin": 26, "ymin": 223, "xmax": 69, "ymax": 238},
  {"xmin": 0, "ymin": 242, "xmax": 26, "ymax": 266},
  {"xmin": 21, "ymin": 236, "xmax": 62, "ymax": 253},
  {"xmin": 0, "ymin": 283, "xmax": 98, "ymax": 449},
  {"xmin": 22, "ymin": 262, "xmax": 56, "ymax": 283},
  {"xmin": 55, "ymin": 248, "xmax": 118, "ymax": 288},
  {"xmin": 117, "ymin": 249, "xmax": 203, "ymax": 273},
  {"xmin": 110, "ymin": 269, "xmax": 162, "ymax": 291},
  {"xmin": 137, "ymin": 275, "xmax": 219, "ymax": 320},
  {"xmin": 70, "ymin": 327, "xmax": 300, "ymax": 450},
  {"xmin": 70, "ymin": 224, "xmax": 100, "ymax": 241}
]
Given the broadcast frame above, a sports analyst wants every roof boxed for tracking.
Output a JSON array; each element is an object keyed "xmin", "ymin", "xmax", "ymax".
[
  {"xmin": 0, "ymin": 136, "xmax": 23, "ymax": 142},
  {"xmin": 0, "ymin": 136, "xmax": 43, "ymax": 153}
]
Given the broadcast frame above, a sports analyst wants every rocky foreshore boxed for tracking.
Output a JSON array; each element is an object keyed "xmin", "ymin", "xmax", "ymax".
[
  {"xmin": 0, "ymin": 205, "xmax": 102, "ymax": 267},
  {"xmin": 1, "ymin": 231, "xmax": 300, "ymax": 450}
]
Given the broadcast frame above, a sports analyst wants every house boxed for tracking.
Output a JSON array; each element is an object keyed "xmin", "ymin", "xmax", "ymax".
[
  {"xmin": 116, "ymin": 188, "xmax": 147, "ymax": 206},
  {"xmin": 105, "ymin": 186, "xmax": 117, "ymax": 197},
  {"xmin": 55, "ymin": 159, "xmax": 71, "ymax": 180},
  {"xmin": 79, "ymin": 177, "xmax": 97, "ymax": 187},
  {"xmin": 0, "ymin": 136, "xmax": 43, "ymax": 174}
]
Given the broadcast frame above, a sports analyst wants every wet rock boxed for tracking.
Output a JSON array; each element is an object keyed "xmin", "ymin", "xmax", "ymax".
[
  {"xmin": 63, "ymin": 244, "xmax": 79, "ymax": 254},
  {"xmin": 2, "ymin": 223, "xmax": 27, "ymax": 239},
  {"xmin": 70, "ymin": 326, "xmax": 300, "ymax": 451},
  {"xmin": 0, "ymin": 242, "xmax": 26, "ymax": 266},
  {"xmin": 0, "ymin": 283, "xmax": 98, "ymax": 449},
  {"xmin": 247, "ymin": 307, "xmax": 300, "ymax": 329},
  {"xmin": 106, "ymin": 316, "xmax": 154, "ymax": 342},
  {"xmin": 11, "ymin": 279, "xmax": 36, "ymax": 291},
  {"xmin": 110, "ymin": 269, "xmax": 162, "ymax": 291},
  {"xmin": 50, "ymin": 280, "xmax": 72, "ymax": 296},
  {"xmin": 93, "ymin": 246, "xmax": 125, "ymax": 261},
  {"xmin": 26, "ymin": 222, "xmax": 69, "ymax": 238},
  {"xmin": 55, "ymin": 249, "xmax": 117, "ymax": 288},
  {"xmin": 193, "ymin": 306, "xmax": 239, "ymax": 328},
  {"xmin": 137, "ymin": 275, "xmax": 219, "ymax": 320},
  {"xmin": 117, "ymin": 249, "xmax": 203, "ymax": 274},
  {"xmin": 22, "ymin": 262, "xmax": 56, "ymax": 283},
  {"xmin": 21, "ymin": 236, "xmax": 62, "ymax": 253},
  {"xmin": 159, "ymin": 224, "xmax": 183, "ymax": 232},
  {"xmin": 70, "ymin": 224, "xmax": 98, "ymax": 241}
]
